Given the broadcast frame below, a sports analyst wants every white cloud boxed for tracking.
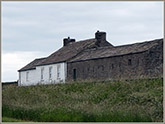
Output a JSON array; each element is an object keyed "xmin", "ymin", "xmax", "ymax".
[{"xmin": 2, "ymin": 51, "xmax": 48, "ymax": 82}]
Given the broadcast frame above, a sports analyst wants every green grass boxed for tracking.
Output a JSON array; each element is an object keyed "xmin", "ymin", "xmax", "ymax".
[
  {"xmin": 2, "ymin": 78, "xmax": 163, "ymax": 122},
  {"xmin": 2, "ymin": 117, "xmax": 32, "ymax": 122}
]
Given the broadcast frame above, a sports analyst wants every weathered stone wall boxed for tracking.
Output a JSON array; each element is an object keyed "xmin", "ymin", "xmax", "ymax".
[
  {"xmin": 67, "ymin": 52, "xmax": 147, "ymax": 81},
  {"xmin": 67, "ymin": 40, "xmax": 163, "ymax": 81},
  {"xmin": 67, "ymin": 41, "xmax": 163, "ymax": 81},
  {"xmin": 144, "ymin": 40, "xmax": 163, "ymax": 78}
]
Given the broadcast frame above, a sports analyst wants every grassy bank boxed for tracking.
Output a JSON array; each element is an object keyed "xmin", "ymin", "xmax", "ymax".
[
  {"xmin": 2, "ymin": 78, "xmax": 163, "ymax": 122},
  {"xmin": 2, "ymin": 117, "xmax": 32, "ymax": 122}
]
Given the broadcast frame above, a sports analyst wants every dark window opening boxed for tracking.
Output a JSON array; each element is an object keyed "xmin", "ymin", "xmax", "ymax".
[
  {"xmin": 98, "ymin": 65, "xmax": 104, "ymax": 71},
  {"xmin": 111, "ymin": 64, "xmax": 114, "ymax": 69},
  {"xmin": 149, "ymin": 50, "xmax": 154, "ymax": 57},
  {"xmin": 93, "ymin": 67, "xmax": 95, "ymax": 72},
  {"xmin": 119, "ymin": 62, "xmax": 121, "ymax": 67},
  {"xmin": 82, "ymin": 69, "xmax": 84, "ymax": 73},
  {"xmin": 102, "ymin": 66, "xmax": 104, "ymax": 71},
  {"xmin": 137, "ymin": 59, "xmax": 139, "ymax": 66},
  {"xmin": 119, "ymin": 62, "xmax": 122, "ymax": 72},
  {"xmin": 128, "ymin": 59, "xmax": 132, "ymax": 65}
]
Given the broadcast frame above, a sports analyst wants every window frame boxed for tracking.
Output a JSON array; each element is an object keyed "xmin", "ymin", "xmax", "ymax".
[
  {"xmin": 41, "ymin": 67, "xmax": 44, "ymax": 81},
  {"xmin": 26, "ymin": 72, "xmax": 29, "ymax": 81},
  {"xmin": 57, "ymin": 65, "xmax": 61, "ymax": 79},
  {"xmin": 49, "ymin": 66, "xmax": 52, "ymax": 80}
]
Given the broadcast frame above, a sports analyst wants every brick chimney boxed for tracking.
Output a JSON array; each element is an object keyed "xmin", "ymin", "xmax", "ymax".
[{"xmin": 63, "ymin": 37, "xmax": 75, "ymax": 46}]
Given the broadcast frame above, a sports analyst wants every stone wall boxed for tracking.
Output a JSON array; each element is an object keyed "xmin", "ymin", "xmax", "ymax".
[
  {"xmin": 67, "ymin": 52, "xmax": 146, "ymax": 81},
  {"xmin": 67, "ymin": 41, "xmax": 163, "ymax": 81},
  {"xmin": 144, "ymin": 40, "xmax": 163, "ymax": 78},
  {"xmin": 2, "ymin": 81, "xmax": 18, "ymax": 89}
]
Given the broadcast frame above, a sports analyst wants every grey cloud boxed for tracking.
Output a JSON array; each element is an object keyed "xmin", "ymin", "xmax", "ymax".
[{"xmin": 2, "ymin": 1, "xmax": 163, "ymax": 52}]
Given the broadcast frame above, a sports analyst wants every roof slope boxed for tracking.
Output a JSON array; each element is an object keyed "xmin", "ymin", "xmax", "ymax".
[
  {"xmin": 18, "ymin": 58, "xmax": 46, "ymax": 72},
  {"xmin": 19, "ymin": 38, "xmax": 111, "ymax": 71},
  {"xmin": 69, "ymin": 38, "xmax": 163, "ymax": 63},
  {"xmin": 38, "ymin": 38, "xmax": 98, "ymax": 66}
]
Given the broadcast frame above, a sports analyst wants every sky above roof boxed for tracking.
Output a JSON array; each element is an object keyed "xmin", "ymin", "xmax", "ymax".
[{"xmin": 2, "ymin": 1, "xmax": 163, "ymax": 82}]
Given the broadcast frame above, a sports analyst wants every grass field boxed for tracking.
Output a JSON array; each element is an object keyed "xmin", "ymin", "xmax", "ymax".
[
  {"xmin": 2, "ymin": 117, "xmax": 32, "ymax": 122},
  {"xmin": 2, "ymin": 78, "xmax": 163, "ymax": 122}
]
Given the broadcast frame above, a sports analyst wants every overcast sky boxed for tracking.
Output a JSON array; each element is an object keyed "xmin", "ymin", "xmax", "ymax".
[{"xmin": 2, "ymin": 1, "xmax": 163, "ymax": 82}]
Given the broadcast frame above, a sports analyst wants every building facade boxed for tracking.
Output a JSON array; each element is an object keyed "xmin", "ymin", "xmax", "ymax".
[
  {"xmin": 67, "ymin": 38, "xmax": 163, "ymax": 81},
  {"xmin": 18, "ymin": 31, "xmax": 112, "ymax": 86},
  {"xmin": 19, "ymin": 62, "xmax": 67, "ymax": 86},
  {"xmin": 18, "ymin": 31, "xmax": 163, "ymax": 86}
]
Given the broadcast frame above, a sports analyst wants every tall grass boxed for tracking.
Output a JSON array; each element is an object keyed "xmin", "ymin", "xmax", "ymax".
[
  {"xmin": 2, "ymin": 117, "xmax": 32, "ymax": 122},
  {"xmin": 2, "ymin": 78, "xmax": 163, "ymax": 122}
]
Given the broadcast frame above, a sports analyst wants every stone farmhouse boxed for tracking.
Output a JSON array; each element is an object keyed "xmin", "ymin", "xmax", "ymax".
[{"xmin": 18, "ymin": 31, "xmax": 163, "ymax": 86}]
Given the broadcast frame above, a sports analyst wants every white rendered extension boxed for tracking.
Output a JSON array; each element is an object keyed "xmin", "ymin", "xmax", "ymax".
[{"xmin": 18, "ymin": 62, "xmax": 67, "ymax": 86}]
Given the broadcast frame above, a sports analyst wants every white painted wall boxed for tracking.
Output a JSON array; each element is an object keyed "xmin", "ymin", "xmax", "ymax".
[
  {"xmin": 18, "ymin": 62, "xmax": 67, "ymax": 86},
  {"xmin": 18, "ymin": 69, "xmax": 37, "ymax": 86}
]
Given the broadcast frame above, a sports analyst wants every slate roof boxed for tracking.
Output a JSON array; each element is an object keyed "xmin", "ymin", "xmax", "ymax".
[
  {"xmin": 19, "ymin": 38, "xmax": 112, "ymax": 71},
  {"xmin": 18, "ymin": 38, "xmax": 162, "ymax": 72},
  {"xmin": 18, "ymin": 58, "xmax": 46, "ymax": 72},
  {"xmin": 38, "ymin": 38, "xmax": 111, "ymax": 66},
  {"xmin": 69, "ymin": 38, "xmax": 163, "ymax": 63}
]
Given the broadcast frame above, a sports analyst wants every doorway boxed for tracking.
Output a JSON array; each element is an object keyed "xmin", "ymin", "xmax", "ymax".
[{"xmin": 73, "ymin": 69, "xmax": 77, "ymax": 81}]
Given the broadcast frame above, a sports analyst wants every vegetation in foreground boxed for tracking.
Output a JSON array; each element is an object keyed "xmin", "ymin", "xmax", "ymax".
[
  {"xmin": 2, "ymin": 78, "xmax": 163, "ymax": 122},
  {"xmin": 2, "ymin": 117, "xmax": 32, "ymax": 122}
]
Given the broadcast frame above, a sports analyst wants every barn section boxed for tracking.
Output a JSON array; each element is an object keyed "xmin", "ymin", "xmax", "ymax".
[{"xmin": 67, "ymin": 38, "xmax": 163, "ymax": 81}]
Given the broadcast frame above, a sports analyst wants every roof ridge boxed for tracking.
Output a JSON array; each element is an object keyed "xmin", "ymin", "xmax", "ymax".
[
  {"xmin": 35, "ymin": 57, "xmax": 47, "ymax": 60},
  {"xmin": 114, "ymin": 38, "xmax": 163, "ymax": 48},
  {"xmin": 74, "ymin": 38, "xmax": 95, "ymax": 43},
  {"xmin": 67, "ymin": 39, "xmax": 95, "ymax": 53},
  {"xmin": 69, "ymin": 38, "xmax": 163, "ymax": 63}
]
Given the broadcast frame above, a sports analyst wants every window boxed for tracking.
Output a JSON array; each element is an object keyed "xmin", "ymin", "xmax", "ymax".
[
  {"xmin": 119, "ymin": 62, "xmax": 121, "ymax": 67},
  {"xmin": 111, "ymin": 64, "xmax": 114, "ymax": 69},
  {"xmin": 128, "ymin": 59, "xmax": 132, "ymax": 65},
  {"xmin": 101, "ymin": 65, "xmax": 104, "ymax": 71},
  {"xmin": 92, "ymin": 67, "xmax": 95, "ymax": 72},
  {"xmin": 98, "ymin": 65, "xmax": 104, "ymax": 71},
  {"xmin": 57, "ymin": 65, "xmax": 61, "ymax": 79},
  {"xmin": 82, "ymin": 68, "xmax": 84, "ymax": 73},
  {"xmin": 137, "ymin": 59, "xmax": 139, "ymax": 66},
  {"xmin": 41, "ymin": 68, "xmax": 44, "ymax": 80},
  {"xmin": 87, "ymin": 67, "xmax": 90, "ymax": 72},
  {"xmin": 26, "ymin": 72, "xmax": 29, "ymax": 81},
  {"xmin": 49, "ymin": 67, "xmax": 52, "ymax": 79}
]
